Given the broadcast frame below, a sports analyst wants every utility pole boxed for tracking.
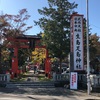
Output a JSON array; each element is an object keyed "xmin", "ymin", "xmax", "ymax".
[
  {"xmin": 86, "ymin": 0, "xmax": 90, "ymax": 95},
  {"xmin": 0, "ymin": 21, "xmax": 3, "ymax": 74}
]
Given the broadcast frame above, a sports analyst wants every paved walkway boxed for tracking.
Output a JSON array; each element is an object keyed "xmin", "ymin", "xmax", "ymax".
[
  {"xmin": 0, "ymin": 87, "xmax": 100, "ymax": 100},
  {"xmin": 0, "ymin": 93, "xmax": 99, "ymax": 100},
  {"xmin": 0, "ymin": 70, "xmax": 99, "ymax": 100},
  {"xmin": 23, "ymin": 70, "xmax": 41, "ymax": 82}
]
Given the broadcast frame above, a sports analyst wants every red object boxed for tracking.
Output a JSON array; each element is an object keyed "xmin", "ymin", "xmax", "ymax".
[
  {"xmin": 12, "ymin": 47, "xmax": 18, "ymax": 74},
  {"xmin": 11, "ymin": 72, "xmax": 14, "ymax": 79},
  {"xmin": 6, "ymin": 37, "xmax": 29, "ymax": 78},
  {"xmin": 45, "ymin": 58, "xmax": 51, "ymax": 78},
  {"xmin": 7, "ymin": 36, "xmax": 40, "ymax": 78}
]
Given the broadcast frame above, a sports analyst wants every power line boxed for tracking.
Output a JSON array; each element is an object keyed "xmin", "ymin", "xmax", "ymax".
[
  {"xmin": 79, "ymin": 0, "xmax": 100, "ymax": 32},
  {"xmin": 90, "ymin": 24, "xmax": 100, "ymax": 30}
]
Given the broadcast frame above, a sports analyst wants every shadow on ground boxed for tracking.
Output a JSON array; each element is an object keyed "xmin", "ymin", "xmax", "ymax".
[{"xmin": 0, "ymin": 87, "xmax": 87, "ymax": 97}]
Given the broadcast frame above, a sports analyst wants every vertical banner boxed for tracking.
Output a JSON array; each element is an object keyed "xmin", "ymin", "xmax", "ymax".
[
  {"xmin": 70, "ymin": 18, "xmax": 73, "ymax": 52},
  {"xmin": 70, "ymin": 14, "xmax": 84, "ymax": 71},
  {"xmin": 70, "ymin": 72, "xmax": 78, "ymax": 89}
]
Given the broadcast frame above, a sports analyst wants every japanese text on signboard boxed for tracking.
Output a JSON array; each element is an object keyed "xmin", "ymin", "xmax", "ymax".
[{"xmin": 73, "ymin": 16, "xmax": 84, "ymax": 71}]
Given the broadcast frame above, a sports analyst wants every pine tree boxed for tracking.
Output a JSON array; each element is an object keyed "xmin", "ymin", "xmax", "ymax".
[{"xmin": 35, "ymin": 0, "xmax": 78, "ymax": 72}]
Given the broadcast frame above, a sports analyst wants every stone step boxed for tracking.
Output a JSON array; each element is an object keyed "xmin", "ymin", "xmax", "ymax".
[{"xmin": 6, "ymin": 81, "xmax": 55, "ymax": 88}]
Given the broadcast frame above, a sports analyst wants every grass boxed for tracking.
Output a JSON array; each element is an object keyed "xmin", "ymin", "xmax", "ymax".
[
  {"xmin": 10, "ymin": 72, "xmax": 52, "ymax": 82},
  {"xmin": 10, "ymin": 77, "xmax": 26, "ymax": 82},
  {"xmin": 38, "ymin": 74, "xmax": 51, "ymax": 81},
  {"xmin": 10, "ymin": 73, "xmax": 28, "ymax": 82}
]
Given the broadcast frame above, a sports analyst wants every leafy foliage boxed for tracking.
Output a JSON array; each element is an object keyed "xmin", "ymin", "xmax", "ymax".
[
  {"xmin": 0, "ymin": 9, "xmax": 32, "ymax": 72},
  {"xmin": 1, "ymin": 9, "xmax": 32, "ymax": 37},
  {"xmin": 32, "ymin": 48, "xmax": 46, "ymax": 64},
  {"xmin": 35, "ymin": 0, "xmax": 78, "ymax": 68},
  {"xmin": 83, "ymin": 19, "xmax": 100, "ymax": 71}
]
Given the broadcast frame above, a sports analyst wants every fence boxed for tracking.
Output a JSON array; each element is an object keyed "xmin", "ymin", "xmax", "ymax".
[
  {"xmin": 53, "ymin": 73, "xmax": 100, "ymax": 89},
  {"xmin": 52, "ymin": 73, "xmax": 70, "ymax": 81},
  {"xmin": 0, "ymin": 74, "xmax": 10, "ymax": 82},
  {"xmin": 91, "ymin": 75, "xmax": 100, "ymax": 86}
]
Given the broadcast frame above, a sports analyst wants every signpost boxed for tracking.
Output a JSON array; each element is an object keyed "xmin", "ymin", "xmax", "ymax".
[
  {"xmin": 70, "ymin": 13, "xmax": 84, "ymax": 71},
  {"xmin": 70, "ymin": 72, "xmax": 78, "ymax": 89},
  {"xmin": 70, "ymin": 13, "xmax": 84, "ymax": 90}
]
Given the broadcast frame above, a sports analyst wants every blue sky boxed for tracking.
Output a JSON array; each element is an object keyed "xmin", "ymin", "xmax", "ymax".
[{"xmin": 0, "ymin": 0, "xmax": 100, "ymax": 36}]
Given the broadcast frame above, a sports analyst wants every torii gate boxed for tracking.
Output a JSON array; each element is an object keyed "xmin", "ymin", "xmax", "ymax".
[{"xmin": 7, "ymin": 35, "xmax": 41, "ymax": 78}]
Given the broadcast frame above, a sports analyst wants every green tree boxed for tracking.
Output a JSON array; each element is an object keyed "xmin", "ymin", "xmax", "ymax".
[
  {"xmin": 0, "ymin": 9, "xmax": 32, "ymax": 72},
  {"xmin": 35, "ymin": 0, "xmax": 78, "ymax": 72},
  {"xmin": 89, "ymin": 34, "xmax": 99, "ymax": 60},
  {"xmin": 89, "ymin": 33, "xmax": 100, "ymax": 72},
  {"xmin": 83, "ymin": 18, "xmax": 100, "ymax": 72},
  {"xmin": 83, "ymin": 18, "xmax": 100, "ymax": 71}
]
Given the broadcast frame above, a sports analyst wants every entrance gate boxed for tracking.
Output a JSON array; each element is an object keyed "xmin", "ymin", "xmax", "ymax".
[{"xmin": 7, "ymin": 35, "xmax": 41, "ymax": 78}]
